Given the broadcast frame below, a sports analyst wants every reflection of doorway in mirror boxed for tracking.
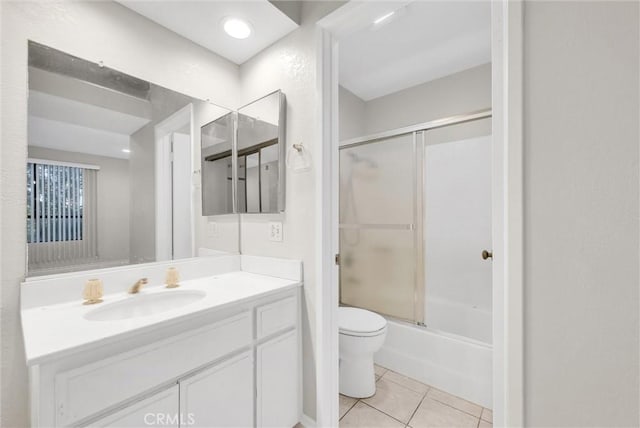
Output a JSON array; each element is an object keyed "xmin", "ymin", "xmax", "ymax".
[
  {"xmin": 155, "ymin": 105, "xmax": 193, "ymax": 262},
  {"xmin": 171, "ymin": 131, "xmax": 192, "ymax": 259}
]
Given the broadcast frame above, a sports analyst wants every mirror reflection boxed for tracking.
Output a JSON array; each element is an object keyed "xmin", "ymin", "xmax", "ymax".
[
  {"xmin": 26, "ymin": 42, "xmax": 237, "ymax": 276},
  {"xmin": 201, "ymin": 113, "xmax": 235, "ymax": 216},
  {"xmin": 237, "ymin": 91, "xmax": 286, "ymax": 213}
]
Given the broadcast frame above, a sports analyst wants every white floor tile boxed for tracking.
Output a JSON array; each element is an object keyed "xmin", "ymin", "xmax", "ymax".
[{"xmin": 340, "ymin": 402, "xmax": 404, "ymax": 427}]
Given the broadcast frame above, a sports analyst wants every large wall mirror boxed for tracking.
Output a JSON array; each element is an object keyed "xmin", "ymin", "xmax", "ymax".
[
  {"xmin": 201, "ymin": 91, "xmax": 286, "ymax": 215},
  {"xmin": 26, "ymin": 42, "xmax": 239, "ymax": 277}
]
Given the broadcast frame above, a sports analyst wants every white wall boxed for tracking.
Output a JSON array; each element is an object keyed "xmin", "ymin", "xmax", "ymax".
[
  {"xmin": 338, "ymin": 86, "xmax": 366, "ymax": 141},
  {"xmin": 523, "ymin": 1, "xmax": 639, "ymax": 426},
  {"xmin": 339, "ymin": 63, "xmax": 491, "ymax": 141},
  {"xmin": 27, "ymin": 147, "xmax": 131, "ymax": 266},
  {"xmin": 0, "ymin": 2, "xmax": 239, "ymax": 425},
  {"xmin": 238, "ymin": 1, "xmax": 344, "ymax": 419},
  {"xmin": 366, "ymin": 63, "xmax": 491, "ymax": 134}
]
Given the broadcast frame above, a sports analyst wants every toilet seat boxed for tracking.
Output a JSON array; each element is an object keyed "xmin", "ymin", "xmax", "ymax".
[{"xmin": 339, "ymin": 307, "xmax": 387, "ymax": 337}]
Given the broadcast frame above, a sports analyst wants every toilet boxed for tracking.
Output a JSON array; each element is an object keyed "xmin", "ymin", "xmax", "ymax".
[{"xmin": 339, "ymin": 307, "xmax": 388, "ymax": 398}]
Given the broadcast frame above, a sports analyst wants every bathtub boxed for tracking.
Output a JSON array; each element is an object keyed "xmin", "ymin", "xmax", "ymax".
[{"xmin": 374, "ymin": 317, "xmax": 492, "ymax": 408}]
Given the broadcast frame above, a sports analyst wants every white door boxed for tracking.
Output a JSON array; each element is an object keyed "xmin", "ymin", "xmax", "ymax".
[
  {"xmin": 256, "ymin": 330, "xmax": 299, "ymax": 427},
  {"xmin": 84, "ymin": 385, "xmax": 179, "ymax": 428},
  {"xmin": 171, "ymin": 132, "xmax": 192, "ymax": 259},
  {"xmin": 179, "ymin": 351, "xmax": 254, "ymax": 428}
]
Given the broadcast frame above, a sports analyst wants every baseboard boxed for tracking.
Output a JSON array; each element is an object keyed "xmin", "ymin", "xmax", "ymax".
[{"xmin": 299, "ymin": 413, "xmax": 316, "ymax": 428}]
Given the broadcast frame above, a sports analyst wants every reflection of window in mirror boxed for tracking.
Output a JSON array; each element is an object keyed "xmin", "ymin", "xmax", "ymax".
[{"xmin": 26, "ymin": 161, "xmax": 98, "ymax": 271}]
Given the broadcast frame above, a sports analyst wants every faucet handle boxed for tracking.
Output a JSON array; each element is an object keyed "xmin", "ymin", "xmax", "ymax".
[
  {"xmin": 83, "ymin": 279, "xmax": 103, "ymax": 305},
  {"xmin": 129, "ymin": 278, "xmax": 148, "ymax": 294},
  {"xmin": 165, "ymin": 267, "xmax": 180, "ymax": 289}
]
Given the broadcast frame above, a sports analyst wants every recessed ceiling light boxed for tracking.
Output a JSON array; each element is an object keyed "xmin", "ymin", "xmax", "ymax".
[
  {"xmin": 223, "ymin": 18, "xmax": 252, "ymax": 39},
  {"xmin": 122, "ymin": 149, "xmax": 131, "ymax": 153},
  {"xmin": 374, "ymin": 11, "xmax": 395, "ymax": 25}
]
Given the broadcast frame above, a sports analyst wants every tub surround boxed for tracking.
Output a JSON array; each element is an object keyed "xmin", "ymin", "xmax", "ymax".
[{"xmin": 21, "ymin": 254, "xmax": 302, "ymax": 427}]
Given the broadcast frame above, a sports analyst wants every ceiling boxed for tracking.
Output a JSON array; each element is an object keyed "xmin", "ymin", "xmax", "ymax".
[
  {"xmin": 28, "ymin": 69, "xmax": 153, "ymax": 159},
  {"xmin": 339, "ymin": 1, "xmax": 491, "ymax": 101},
  {"xmin": 29, "ymin": 116, "xmax": 132, "ymax": 160},
  {"xmin": 117, "ymin": 0, "xmax": 299, "ymax": 65},
  {"xmin": 29, "ymin": 91, "xmax": 150, "ymax": 136}
]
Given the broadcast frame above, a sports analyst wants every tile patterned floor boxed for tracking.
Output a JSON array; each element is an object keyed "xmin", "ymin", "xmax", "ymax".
[{"xmin": 339, "ymin": 364, "xmax": 493, "ymax": 428}]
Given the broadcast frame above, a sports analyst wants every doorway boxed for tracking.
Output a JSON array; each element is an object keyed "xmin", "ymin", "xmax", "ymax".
[{"xmin": 315, "ymin": 1, "xmax": 523, "ymax": 426}]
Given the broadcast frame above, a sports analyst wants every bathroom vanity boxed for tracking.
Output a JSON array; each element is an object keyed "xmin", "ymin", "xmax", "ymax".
[{"xmin": 21, "ymin": 255, "xmax": 302, "ymax": 427}]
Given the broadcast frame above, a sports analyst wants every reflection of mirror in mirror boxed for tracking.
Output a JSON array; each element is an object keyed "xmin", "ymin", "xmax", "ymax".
[
  {"xmin": 237, "ymin": 90, "xmax": 286, "ymax": 213},
  {"xmin": 26, "ymin": 42, "xmax": 238, "ymax": 277},
  {"xmin": 201, "ymin": 113, "xmax": 235, "ymax": 216}
]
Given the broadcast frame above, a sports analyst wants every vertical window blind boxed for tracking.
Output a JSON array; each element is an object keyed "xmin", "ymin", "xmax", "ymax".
[{"xmin": 26, "ymin": 160, "xmax": 98, "ymax": 269}]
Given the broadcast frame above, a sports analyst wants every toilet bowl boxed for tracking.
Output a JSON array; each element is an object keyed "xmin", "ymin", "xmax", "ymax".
[{"xmin": 339, "ymin": 307, "xmax": 387, "ymax": 398}]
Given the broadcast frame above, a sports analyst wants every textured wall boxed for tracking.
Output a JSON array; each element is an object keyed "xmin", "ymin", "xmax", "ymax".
[{"xmin": 238, "ymin": 1, "xmax": 344, "ymax": 419}]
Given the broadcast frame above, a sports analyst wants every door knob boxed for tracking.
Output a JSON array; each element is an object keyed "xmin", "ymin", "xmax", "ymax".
[{"xmin": 482, "ymin": 250, "xmax": 493, "ymax": 260}]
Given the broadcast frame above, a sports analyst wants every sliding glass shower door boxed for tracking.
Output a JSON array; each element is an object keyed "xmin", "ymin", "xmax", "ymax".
[
  {"xmin": 339, "ymin": 133, "xmax": 423, "ymax": 322},
  {"xmin": 339, "ymin": 113, "xmax": 493, "ymax": 342},
  {"xmin": 423, "ymin": 118, "xmax": 493, "ymax": 342}
]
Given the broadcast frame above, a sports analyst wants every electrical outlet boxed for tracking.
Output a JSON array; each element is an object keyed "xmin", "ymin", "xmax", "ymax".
[
  {"xmin": 207, "ymin": 222, "xmax": 218, "ymax": 238},
  {"xmin": 269, "ymin": 222, "xmax": 283, "ymax": 242}
]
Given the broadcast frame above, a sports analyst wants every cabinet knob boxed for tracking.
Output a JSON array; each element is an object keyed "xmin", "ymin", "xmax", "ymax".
[{"xmin": 482, "ymin": 250, "xmax": 493, "ymax": 260}]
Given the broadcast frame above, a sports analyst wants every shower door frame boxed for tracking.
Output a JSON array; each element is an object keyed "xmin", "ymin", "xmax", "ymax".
[
  {"xmin": 338, "ymin": 110, "xmax": 493, "ymax": 326},
  {"xmin": 315, "ymin": 2, "xmax": 523, "ymax": 427}
]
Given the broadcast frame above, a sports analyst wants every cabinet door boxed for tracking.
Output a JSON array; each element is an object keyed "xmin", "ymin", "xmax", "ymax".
[
  {"xmin": 256, "ymin": 330, "xmax": 299, "ymax": 427},
  {"xmin": 179, "ymin": 351, "xmax": 253, "ymax": 427},
  {"xmin": 84, "ymin": 385, "xmax": 179, "ymax": 428}
]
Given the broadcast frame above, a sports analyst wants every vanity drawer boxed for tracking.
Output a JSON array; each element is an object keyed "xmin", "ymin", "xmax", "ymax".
[
  {"xmin": 55, "ymin": 311, "xmax": 251, "ymax": 426},
  {"xmin": 256, "ymin": 296, "xmax": 296, "ymax": 339}
]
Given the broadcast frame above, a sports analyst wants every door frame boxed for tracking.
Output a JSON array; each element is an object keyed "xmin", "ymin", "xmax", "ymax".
[
  {"xmin": 314, "ymin": 1, "xmax": 524, "ymax": 426},
  {"xmin": 154, "ymin": 103, "xmax": 195, "ymax": 261}
]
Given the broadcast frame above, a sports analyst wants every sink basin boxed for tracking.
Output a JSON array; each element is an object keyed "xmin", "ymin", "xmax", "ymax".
[{"xmin": 84, "ymin": 290, "xmax": 206, "ymax": 322}]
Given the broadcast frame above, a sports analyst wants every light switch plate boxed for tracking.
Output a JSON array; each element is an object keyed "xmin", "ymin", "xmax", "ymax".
[
  {"xmin": 269, "ymin": 222, "xmax": 283, "ymax": 242},
  {"xmin": 207, "ymin": 222, "xmax": 218, "ymax": 238}
]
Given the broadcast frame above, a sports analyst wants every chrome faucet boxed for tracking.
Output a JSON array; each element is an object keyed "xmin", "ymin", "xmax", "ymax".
[{"xmin": 129, "ymin": 278, "xmax": 148, "ymax": 294}]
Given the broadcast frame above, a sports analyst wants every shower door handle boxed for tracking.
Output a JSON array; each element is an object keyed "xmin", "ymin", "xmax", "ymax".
[{"xmin": 482, "ymin": 250, "xmax": 493, "ymax": 260}]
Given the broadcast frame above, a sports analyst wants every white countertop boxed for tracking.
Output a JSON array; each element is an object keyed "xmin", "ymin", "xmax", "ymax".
[{"xmin": 21, "ymin": 271, "xmax": 300, "ymax": 365}]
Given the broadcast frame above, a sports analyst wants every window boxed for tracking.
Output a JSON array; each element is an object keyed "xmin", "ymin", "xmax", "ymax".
[{"xmin": 26, "ymin": 160, "xmax": 98, "ymax": 269}]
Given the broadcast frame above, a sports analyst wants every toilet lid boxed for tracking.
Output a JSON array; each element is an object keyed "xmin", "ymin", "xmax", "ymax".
[{"xmin": 339, "ymin": 307, "xmax": 387, "ymax": 335}]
